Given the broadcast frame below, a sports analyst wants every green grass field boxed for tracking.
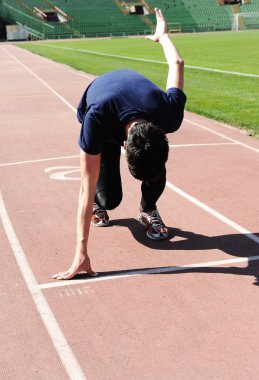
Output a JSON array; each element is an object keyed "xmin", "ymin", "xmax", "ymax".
[{"xmin": 17, "ymin": 30, "xmax": 259, "ymax": 137}]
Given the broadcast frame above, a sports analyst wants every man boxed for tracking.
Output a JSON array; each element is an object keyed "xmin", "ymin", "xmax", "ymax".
[{"xmin": 53, "ymin": 8, "xmax": 186, "ymax": 280}]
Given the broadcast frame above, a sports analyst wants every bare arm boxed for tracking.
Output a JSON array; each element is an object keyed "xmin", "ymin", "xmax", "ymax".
[
  {"xmin": 52, "ymin": 149, "xmax": 100, "ymax": 280},
  {"xmin": 146, "ymin": 8, "xmax": 184, "ymax": 91}
]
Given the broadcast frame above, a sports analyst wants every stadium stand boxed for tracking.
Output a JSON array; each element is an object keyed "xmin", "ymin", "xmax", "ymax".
[
  {"xmin": 238, "ymin": 0, "xmax": 259, "ymax": 29},
  {"xmin": 0, "ymin": 0, "xmax": 258, "ymax": 40},
  {"xmin": 147, "ymin": 0, "xmax": 233, "ymax": 32}
]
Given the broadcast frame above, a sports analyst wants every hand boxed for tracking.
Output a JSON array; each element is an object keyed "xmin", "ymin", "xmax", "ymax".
[
  {"xmin": 146, "ymin": 8, "xmax": 168, "ymax": 43},
  {"xmin": 52, "ymin": 244, "xmax": 98, "ymax": 280}
]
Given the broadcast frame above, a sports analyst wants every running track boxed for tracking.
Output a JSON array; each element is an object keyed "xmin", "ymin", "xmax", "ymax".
[{"xmin": 0, "ymin": 43, "xmax": 259, "ymax": 380}]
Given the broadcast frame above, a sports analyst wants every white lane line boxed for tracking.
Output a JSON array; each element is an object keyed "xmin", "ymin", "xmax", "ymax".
[
  {"xmin": 166, "ymin": 181, "xmax": 259, "ymax": 245},
  {"xmin": 1, "ymin": 47, "xmax": 77, "ymax": 114},
  {"xmin": 169, "ymin": 142, "xmax": 238, "ymax": 148},
  {"xmin": 0, "ymin": 144, "xmax": 238, "ymax": 167},
  {"xmin": 13, "ymin": 45, "xmax": 95, "ymax": 80},
  {"xmin": 0, "ymin": 192, "xmax": 86, "ymax": 380},
  {"xmin": 185, "ymin": 118, "xmax": 259, "ymax": 153},
  {"xmin": 32, "ymin": 43, "xmax": 259, "ymax": 79},
  {"xmin": 4, "ymin": 46, "xmax": 259, "ymax": 244},
  {"xmin": 39, "ymin": 253, "xmax": 259, "ymax": 289},
  {"xmin": 0, "ymin": 154, "xmax": 79, "ymax": 168},
  {"xmin": 129, "ymin": 146, "xmax": 259, "ymax": 246}
]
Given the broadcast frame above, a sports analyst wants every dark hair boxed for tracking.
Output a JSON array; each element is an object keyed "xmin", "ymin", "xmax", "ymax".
[{"xmin": 126, "ymin": 121, "xmax": 169, "ymax": 181}]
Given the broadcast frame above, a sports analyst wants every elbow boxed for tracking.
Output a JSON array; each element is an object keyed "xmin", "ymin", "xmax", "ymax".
[
  {"xmin": 177, "ymin": 58, "xmax": 184, "ymax": 67},
  {"xmin": 170, "ymin": 59, "xmax": 184, "ymax": 68}
]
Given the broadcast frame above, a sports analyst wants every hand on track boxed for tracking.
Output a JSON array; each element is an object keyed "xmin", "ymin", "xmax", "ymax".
[{"xmin": 52, "ymin": 248, "xmax": 97, "ymax": 280}]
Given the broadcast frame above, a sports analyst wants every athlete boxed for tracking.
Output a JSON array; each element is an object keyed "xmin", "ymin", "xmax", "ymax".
[{"xmin": 53, "ymin": 8, "xmax": 186, "ymax": 280}]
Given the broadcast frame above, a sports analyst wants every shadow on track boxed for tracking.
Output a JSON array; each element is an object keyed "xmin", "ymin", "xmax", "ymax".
[
  {"xmin": 73, "ymin": 218, "xmax": 259, "ymax": 286},
  {"xmin": 112, "ymin": 218, "xmax": 259, "ymax": 257}
]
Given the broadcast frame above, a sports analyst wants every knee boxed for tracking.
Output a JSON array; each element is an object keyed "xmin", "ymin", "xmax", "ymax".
[{"xmin": 96, "ymin": 190, "xmax": 122, "ymax": 210}]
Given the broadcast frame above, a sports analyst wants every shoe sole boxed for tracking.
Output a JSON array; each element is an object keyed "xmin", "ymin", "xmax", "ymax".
[{"xmin": 91, "ymin": 220, "xmax": 109, "ymax": 227}]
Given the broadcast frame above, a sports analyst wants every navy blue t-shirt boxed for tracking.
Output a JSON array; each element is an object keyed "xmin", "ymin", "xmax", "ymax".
[{"xmin": 77, "ymin": 69, "xmax": 187, "ymax": 154}]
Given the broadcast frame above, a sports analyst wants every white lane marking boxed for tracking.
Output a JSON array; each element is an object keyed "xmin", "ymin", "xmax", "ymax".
[
  {"xmin": 39, "ymin": 253, "xmax": 259, "ymax": 289},
  {"xmin": 0, "ymin": 143, "xmax": 242, "ymax": 168},
  {"xmin": 169, "ymin": 142, "xmax": 238, "ymax": 148},
  {"xmin": 0, "ymin": 143, "xmax": 238, "ymax": 168},
  {"xmin": 0, "ymin": 192, "xmax": 86, "ymax": 380},
  {"xmin": 33, "ymin": 43, "xmax": 259, "ymax": 79},
  {"xmin": 13, "ymin": 44, "xmax": 95, "ymax": 80},
  {"xmin": 186, "ymin": 64, "xmax": 259, "ymax": 78},
  {"xmin": 1, "ymin": 47, "xmax": 77, "ymax": 114},
  {"xmin": 37, "ymin": 53, "xmax": 95, "ymax": 80},
  {"xmin": 185, "ymin": 118, "xmax": 259, "ymax": 153},
  {"xmin": 127, "ymin": 147, "xmax": 259, "ymax": 245},
  {"xmin": 44, "ymin": 166, "xmax": 80, "ymax": 180},
  {"xmin": 0, "ymin": 155, "xmax": 79, "ymax": 168},
  {"xmin": 166, "ymin": 181, "xmax": 259, "ymax": 245}
]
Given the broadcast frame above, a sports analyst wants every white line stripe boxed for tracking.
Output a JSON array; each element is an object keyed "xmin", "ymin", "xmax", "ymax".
[
  {"xmin": 25, "ymin": 47, "xmax": 95, "ymax": 80},
  {"xmin": 39, "ymin": 253, "xmax": 259, "ymax": 289},
  {"xmin": 41, "ymin": 275, "xmax": 138, "ymax": 288},
  {"xmin": 34, "ymin": 43, "xmax": 259, "ymax": 79},
  {"xmin": 186, "ymin": 64, "xmax": 259, "ymax": 78},
  {"xmin": 169, "ymin": 142, "xmax": 238, "ymax": 148},
  {"xmin": 184, "ymin": 118, "xmax": 259, "ymax": 153},
  {"xmin": 1, "ymin": 47, "xmax": 77, "ymax": 114},
  {"xmin": 0, "ymin": 192, "xmax": 86, "ymax": 380},
  {"xmin": 0, "ymin": 144, "xmax": 239, "ymax": 167},
  {"xmin": 0, "ymin": 155, "xmax": 79, "ymax": 168},
  {"xmin": 7, "ymin": 45, "xmax": 95, "ymax": 80},
  {"xmin": 123, "ymin": 148, "xmax": 259, "ymax": 245},
  {"xmin": 166, "ymin": 181, "xmax": 259, "ymax": 245}
]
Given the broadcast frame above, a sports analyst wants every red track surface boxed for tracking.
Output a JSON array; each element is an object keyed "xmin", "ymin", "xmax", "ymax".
[{"xmin": 0, "ymin": 44, "xmax": 259, "ymax": 380}]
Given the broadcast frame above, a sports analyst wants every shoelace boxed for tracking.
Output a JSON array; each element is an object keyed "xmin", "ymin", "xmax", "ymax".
[
  {"xmin": 94, "ymin": 209, "xmax": 107, "ymax": 217},
  {"xmin": 146, "ymin": 210, "xmax": 164, "ymax": 225},
  {"xmin": 93, "ymin": 204, "xmax": 107, "ymax": 217}
]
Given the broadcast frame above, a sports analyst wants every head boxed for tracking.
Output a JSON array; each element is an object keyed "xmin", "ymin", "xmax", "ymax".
[{"xmin": 125, "ymin": 121, "xmax": 169, "ymax": 181}]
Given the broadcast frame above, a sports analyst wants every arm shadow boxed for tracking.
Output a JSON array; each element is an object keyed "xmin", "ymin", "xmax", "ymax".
[
  {"xmin": 73, "ymin": 218, "xmax": 259, "ymax": 286},
  {"xmin": 111, "ymin": 218, "xmax": 259, "ymax": 258},
  {"xmin": 111, "ymin": 218, "xmax": 259, "ymax": 286}
]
